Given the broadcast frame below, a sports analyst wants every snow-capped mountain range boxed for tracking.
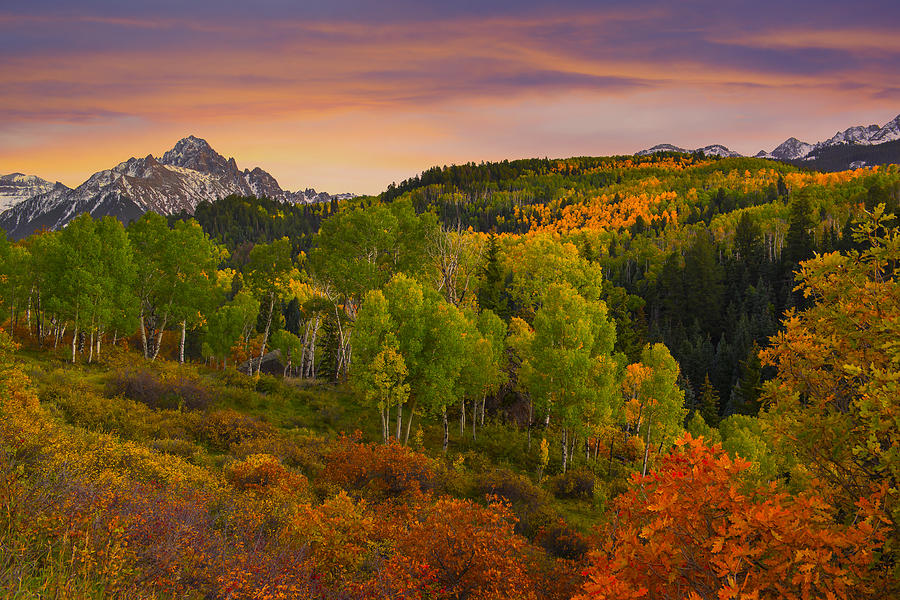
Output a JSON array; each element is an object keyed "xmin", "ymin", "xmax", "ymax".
[
  {"xmin": 636, "ymin": 113, "xmax": 900, "ymax": 162},
  {"xmin": 0, "ymin": 136, "xmax": 356, "ymax": 240},
  {"xmin": 0, "ymin": 173, "xmax": 65, "ymax": 214}
]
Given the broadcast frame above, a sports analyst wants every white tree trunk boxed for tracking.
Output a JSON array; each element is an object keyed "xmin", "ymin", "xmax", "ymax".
[
  {"xmin": 460, "ymin": 399, "xmax": 465, "ymax": 436},
  {"xmin": 442, "ymin": 408, "xmax": 449, "ymax": 453},
  {"xmin": 309, "ymin": 316, "xmax": 319, "ymax": 379},
  {"xmin": 139, "ymin": 309, "xmax": 149, "ymax": 358},
  {"xmin": 179, "ymin": 319, "xmax": 186, "ymax": 364},
  {"xmin": 71, "ymin": 322, "xmax": 78, "ymax": 364},
  {"xmin": 257, "ymin": 295, "xmax": 275, "ymax": 376},
  {"xmin": 642, "ymin": 419, "xmax": 653, "ymax": 477}
]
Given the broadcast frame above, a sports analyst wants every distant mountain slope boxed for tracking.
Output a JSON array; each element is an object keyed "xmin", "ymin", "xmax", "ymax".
[
  {"xmin": 0, "ymin": 136, "xmax": 355, "ymax": 240},
  {"xmin": 638, "ymin": 113, "xmax": 900, "ymax": 169},
  {"xmin": 789, "ymin": 138, "xmax": 900, "ymax": 173},
  {"xmin": 756, "ymin": 138, "xmax": 813, "ymax": 161},
  {"xmin": 757, "ymin": 114, "xmax": 900, "ymax": 162},
  {"xmin": 0, "ymin": 173, "xmax": 65, "ymax": 215},
  {"xmin": 636, "ymin": 144, "xmax": 742, "ymax": 158}
]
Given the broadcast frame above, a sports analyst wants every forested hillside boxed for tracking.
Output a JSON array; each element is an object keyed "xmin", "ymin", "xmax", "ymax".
[{"xmin": 1, "ymin": 154, "xmax": 898, "ymax": 599}]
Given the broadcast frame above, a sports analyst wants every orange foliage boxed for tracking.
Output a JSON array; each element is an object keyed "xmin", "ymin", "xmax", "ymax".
[
  {"xmin": 289, "ymin": 491, "xmax": 377, "ymax": 584},
  {"xmin": 225, "ymin": 453, "xmax": 308, "ymax": 498},
  {"xmin": 575, "ymin": 434, "xmax": 888, "ymax": 600},
  {"xmin": 322, "ymin": 434, "xmax": 443, "ymax": 500},
  {"xmin": 528, "ymin": 192, "xmax": 678, "ymax": 235},
  {"xmin": 376, "ymin": 497, "xmax": 539, "ymax": 600}
]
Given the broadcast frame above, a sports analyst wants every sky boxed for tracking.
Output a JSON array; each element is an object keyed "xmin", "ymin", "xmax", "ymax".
[{"xmin": 1, "ymin": 0, "xmax": 899, "ymax": 195}]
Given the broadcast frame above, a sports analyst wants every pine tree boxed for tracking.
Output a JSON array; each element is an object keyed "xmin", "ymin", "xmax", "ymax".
[
  {"xmin": 698, "ymin": 374, "xmax": 720, "ymax": 425},
  {"xmin": 476, "ymin": 233, "xmax": 509, "ymax": 319},
  {"xmin": 731, "ymin": 343, "xmax": 763, "ymax": 416}
]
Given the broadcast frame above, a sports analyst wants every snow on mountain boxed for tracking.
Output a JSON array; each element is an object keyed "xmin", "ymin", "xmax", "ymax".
[
  {"xmin": 766, "ymin": 137, "xmax": 814, "ymax": 161},
  {"xmin": 288, "ymin": 188, "xmax": 357, "ymax": 204},
  {"xmin": 0, "ymin": 136, "xmax": 356, "ymax": 240},
  {"xmin": 868, "ymin": 114, "xmax": 900, "ymax": 144},
  {"xmin": 160, "ymin": 136, "xmax": 235, "ymax": 176},
  {"xmin": 637, "ymin": 112, "xmax": 900, "ymax": 163},
  {"xmin": 0, "ymin": 173, "xmax": 65, "ymax": 214},
  {"xmin": 0, "ymin": 183, "xmax": 75, "ymax": 238},
  {"xmin": 818, "ymin": 125, "xmax": 881, "ymax": 148},
  {"xmin": 635, "ymin": 143, "xmax": 741, "ymax": 157},
  {"xmin": 762, "ymin": 113, "xmax": 900, "ymax": 161},
  {"xmin": 696, "ymin": 144, "xmax": 742, "ymax": 158},
  {"xmin": 635, "ymin": 144, "xmax": 689, "ymax": 156}
]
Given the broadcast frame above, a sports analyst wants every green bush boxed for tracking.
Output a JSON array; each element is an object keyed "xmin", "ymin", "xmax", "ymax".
[{"xmin": 255, "ymin": 374, "xmax": 282, "ymax": 394}]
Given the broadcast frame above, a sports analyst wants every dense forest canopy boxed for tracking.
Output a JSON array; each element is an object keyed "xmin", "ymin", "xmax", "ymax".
[{"xmin": 1, "ymin": 152, "xmax": 899, "ymax": 598}]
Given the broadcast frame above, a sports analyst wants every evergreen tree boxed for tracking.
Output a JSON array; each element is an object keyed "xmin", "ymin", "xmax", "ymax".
[
  {"xmin": 730, "ymin": 343, "xmax": 763, "ymax": 416},
  {"xmin": 698, "ymin": 374, "xmax": 721, "ymax": 425},
  {"xmin": 682, "ymin": 228, "xmax": 724, "ymax": 337},
  {"xmin": 477, "ymin": 233, "xmax": 509, "ymax": 319},
  {"xmin": 783, "ymin": 194, "xmax": 815, "ymax": 266}
]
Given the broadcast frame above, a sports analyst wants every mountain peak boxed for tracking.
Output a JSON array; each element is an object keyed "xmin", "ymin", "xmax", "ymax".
[
  {"xmin": 173, "ymin": 135, "xmax": 212, "ymax": 150},
  {"xmin": 696, "ymin": 144, "xmax": 742, "ymax": 158},
  {"xmin": 635, "ymin": 144, "xmax": 688, "ymax": 156},
  {"xmin": 160, "ymin": 136, "xmax": 235, "ymax": 176},
  {"xmin": 769, "ymin": 137, "xmax": 813, "ymax": 161}
]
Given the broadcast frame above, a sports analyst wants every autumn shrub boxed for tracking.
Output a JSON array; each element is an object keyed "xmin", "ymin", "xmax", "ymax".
[
  {"xmin": 537, "ymin": 520, "xmax": 589, "ymax": 560},
  {"xmin": 477, "ymin": 468, "xmax": 555, "ymax": 538},
  {"xmin": 45, "ymin": 378, "xmax": 155, "ymax": 438},
  {"xmin": 478, "ymin": 468, "xmax": 544, "ymax": 506},
  {"xmin": 108, "ymin": 367, "xmax": 211, "ymax": 410},
  {"xmin": 575, "ymin": 434, "xmax": 889, "ymax": 600},
  {"xmin": 150, "ymin": 437, "xmax": 201, "ymax": 461},
  {"xmin": 3, "ymin": 426, "xmax": 325, "ymax": 600},
  {"xmin": 378, "ymin": 497, "xmax": 538, "ymax": 600},
  {"xmin": 0, "ymin": 468, "xmax": 140, "ymax": 598},
  {"xmin": 1, "ymin": 334, "xmax": 340, "ymax": 599},
  {"xmin": 231, "ymin": 430, "xmax": 327, "ymax": 477},
  {"xmin": 196, "ymin": 408, "xmax": 276, "ymax": 452},
  {"xmin": 529, "ymin": 554, "xmax": 588, "ymax": 600},
  {"xmin": 225, "ymin": 453, "xmax": 308, "ymax": 497},
  {"xmin": 168, "ymin": 375, "xmax": 212, "ymax": 410},
  {"xmin": 323, "ymin": 435, "xmax": 443, "ymax": 500},
  {"xmin": 288, "ymin": 491, "xmax": 377, "ymax": 584},
  {"xmin": 549, "ymin": 468, "xmax": 596, "ymax": 500}
]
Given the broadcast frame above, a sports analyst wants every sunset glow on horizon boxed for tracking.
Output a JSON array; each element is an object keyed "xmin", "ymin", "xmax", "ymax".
[{"xmin": 2, "ymin": 0, "xmax": 899, "ymax": 194}]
